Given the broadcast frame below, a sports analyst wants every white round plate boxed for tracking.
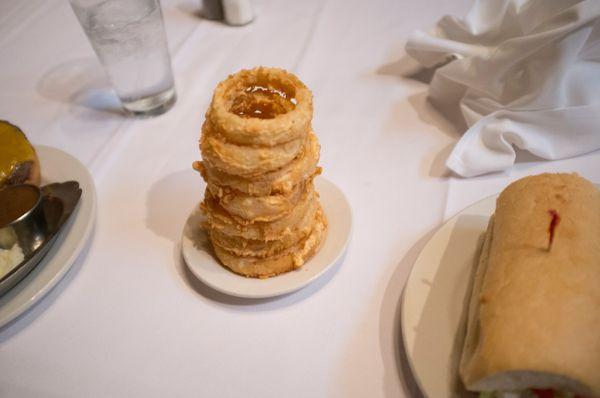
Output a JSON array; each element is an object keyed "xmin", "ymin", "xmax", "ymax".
[
  {"xmin": 181, "ymin": 176, "xmax": 352, "ymax": 299},
  {"xmin": 0, "ymin": 145, "xmax": 97, "ymax": 328},
  {"xmin": 401, "ymin": 183, "xmax": 600, "ymax": 397},
  {"xmin": 401, "ymin": 193, "xmax": 497, "ymax": 398}
]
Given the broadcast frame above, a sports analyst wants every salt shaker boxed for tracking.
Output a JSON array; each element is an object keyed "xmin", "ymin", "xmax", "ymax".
[{"xmin": 222, "ymin": 0, "xmax": 254, "ymax": 26}]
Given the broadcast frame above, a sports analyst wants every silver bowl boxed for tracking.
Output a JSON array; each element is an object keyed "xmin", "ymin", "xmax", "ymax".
[
  {"xmin": 0, "ymin": 184, "xmax": 47, "ymax": 252},
  {"xmin": 0, "ymin": 181, "xmax": 82, "ymax": 296}
]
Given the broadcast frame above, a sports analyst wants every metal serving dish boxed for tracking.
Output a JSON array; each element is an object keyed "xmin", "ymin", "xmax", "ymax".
[{"xmin": 0, "ymin": 181, "xmax": 82, "ymax": 296}]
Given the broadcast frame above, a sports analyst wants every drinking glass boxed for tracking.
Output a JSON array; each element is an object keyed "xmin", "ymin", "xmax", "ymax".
[{"xmin": 70, "ymin": 0, "xmax": 177, "ymax": 116}]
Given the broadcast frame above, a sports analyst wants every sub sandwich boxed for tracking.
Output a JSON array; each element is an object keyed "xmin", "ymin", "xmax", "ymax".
[{"xmin": 460, "ymin": 173, "xmax": 600, "ymax": 398}]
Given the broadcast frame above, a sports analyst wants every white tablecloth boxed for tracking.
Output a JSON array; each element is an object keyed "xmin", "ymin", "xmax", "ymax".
[{"xmin": 1, "ymin": 0, "xmax": 599, "ymax": 397}]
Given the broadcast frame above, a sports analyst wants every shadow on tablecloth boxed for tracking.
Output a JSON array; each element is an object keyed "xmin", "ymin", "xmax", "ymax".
[
  {"xmin": 36, "ymin": 57, "xmax": 124, "ymax": 116},
  {"xmin": 379, "ymin": 230, "xmax": 433, "ymax": 398}
]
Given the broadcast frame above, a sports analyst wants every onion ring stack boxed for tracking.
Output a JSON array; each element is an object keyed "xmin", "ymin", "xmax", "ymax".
[{"xmin": 194, "ymin": 67, "xmax": 328, "ymax": 278}]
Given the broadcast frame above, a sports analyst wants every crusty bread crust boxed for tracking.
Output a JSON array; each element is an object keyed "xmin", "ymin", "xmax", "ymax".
[
  {"xmin": 459, "ymin": 173, "xmax": 600, "ymax": 396},
  {"xmin": 460, "ymin": 216, "xmax": 495, "ymax": 386}
]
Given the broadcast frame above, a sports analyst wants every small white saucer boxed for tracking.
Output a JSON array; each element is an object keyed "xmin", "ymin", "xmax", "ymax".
[{"xmin": 181, "ymin": 176, "xmax": 352, "ymax": 299}]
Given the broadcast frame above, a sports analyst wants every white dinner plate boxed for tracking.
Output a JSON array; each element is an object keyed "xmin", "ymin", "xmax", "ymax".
[
  {"xmin": 401, "ymin": 193, "xmax": 497, "ymax": 398},
  {"xmin": 400, "ymin": 185, "xmax": 600, "ymax": 398},
  {"xmin": 181, "ymin": 176, "xmax": 352, "ymax": 299},
  {"xmin": 0, "ymin": 145, "xmax": 97, "ymax": 328}
]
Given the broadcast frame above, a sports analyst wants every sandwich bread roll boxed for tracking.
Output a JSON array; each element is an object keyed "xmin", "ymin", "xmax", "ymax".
[{"xmin": 460, "ymin": 173, "xmax": 600, "ymax": 398}]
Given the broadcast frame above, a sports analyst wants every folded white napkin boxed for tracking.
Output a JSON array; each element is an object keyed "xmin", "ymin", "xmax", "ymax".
[{"xmin": 406, "ymin": 0, "xmax": 600, "ymax": 177}]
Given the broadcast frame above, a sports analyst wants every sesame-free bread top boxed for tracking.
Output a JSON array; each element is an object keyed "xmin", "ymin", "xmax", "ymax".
[{"xmin": 460, "ymin": 173, "xmax": 600, "ymax": 396}]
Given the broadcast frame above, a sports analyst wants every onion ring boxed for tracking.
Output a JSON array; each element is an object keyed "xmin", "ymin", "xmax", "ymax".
[
  {"xmin": 211, "ymin": 209, "xmax": 327, "ymax": 278},
  {"xmin": 209, "ymin": 67, "xmax": 313, "ymax": 146},
  {"xmin": 208, "ymin": 202, "xmax": 320, "ymax": 258},
  {"xmin": 200, "ymin": 121, "xmax": 305, "ymax": 177},
  {"xmin": 202, "ymin": 183, "xmax": 318, "ymax": 241},
  {"xmin": 194, "ymin": 131, "xmax": 320, "ymax": 196},
  {"xmin": 207, "ymin": 178, "xmax": 309, "ymax": 222}
]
